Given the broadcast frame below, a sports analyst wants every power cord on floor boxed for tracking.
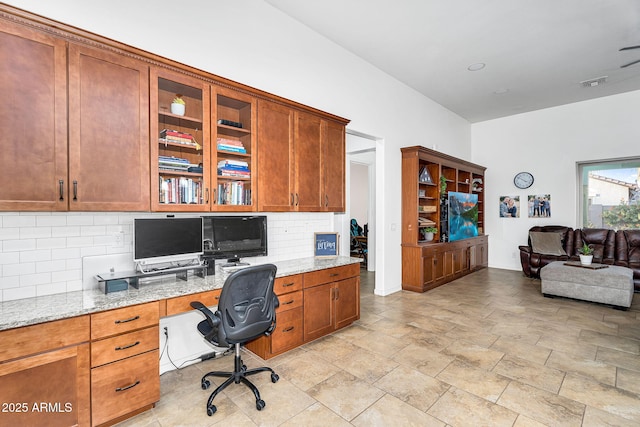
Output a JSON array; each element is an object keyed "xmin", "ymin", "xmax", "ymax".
[{"xmin": 159, "ymin": 327, "xmax": 232, "ymax": 375}]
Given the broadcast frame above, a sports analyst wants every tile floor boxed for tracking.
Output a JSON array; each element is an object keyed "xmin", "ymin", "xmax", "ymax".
[{"xmin": 117, "ymin": 268, "xmax": 640, "ymax": 426}]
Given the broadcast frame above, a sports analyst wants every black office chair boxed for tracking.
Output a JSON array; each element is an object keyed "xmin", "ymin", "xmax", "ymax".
[{"xmin": 190, "ymin": 264, "xmax": 279, "ymax": 416}]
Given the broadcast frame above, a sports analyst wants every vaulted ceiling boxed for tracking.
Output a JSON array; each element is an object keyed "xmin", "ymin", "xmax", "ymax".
[{"xmin": 266, "ymin": 0, "xmax": 640, "ymax": 122}]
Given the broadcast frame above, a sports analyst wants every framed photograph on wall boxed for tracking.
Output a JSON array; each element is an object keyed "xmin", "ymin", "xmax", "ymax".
[
  {"xmin": 314, "ymin": 232, "xmax": 339, "ymax": 258},
  {"xmin": 499, "ymin": 195, "xmax": 520, "ymax": 218},
  {"xmin": 528, "ymin": 194, "xmax": 551, "ymax": 218}
]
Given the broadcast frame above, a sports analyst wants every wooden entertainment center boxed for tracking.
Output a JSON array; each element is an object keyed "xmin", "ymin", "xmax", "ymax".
[{"xmin": 401, "ymin": 146, "xmax": 488, "ymax": 292}]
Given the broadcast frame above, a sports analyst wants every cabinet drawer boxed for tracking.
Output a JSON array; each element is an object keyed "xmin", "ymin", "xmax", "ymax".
[
  {"xmin": 0, "ymin": 316, "xmax": 89, "ymax": 363},
  {"xmin": 91, "ymin": 326, "xmax": 159, "ymax": 367},
  {"xmin": 303, "ymin": 264, "xmax": 359, "ymax": 289},
  {"xmin": 91, "ymin": 302, "xmax": 159, "ymax": 340},
  {"xmin": 91, "ymin": 350, "xmax": 159, "ymax": 426},
  {"xmin": 165, "ymin": 289, "xmax": 221, "ymax": 316},
  {"xmin": 275, "ymin": 290, "xmax": 302, "ymax": 313},
  {"xmin": 274, "ymin": 274, "xmax": 303, "ymax": 295},
  {"xmin": 271, "ymin": 307, "xmax": 303, "ymax": 354}
]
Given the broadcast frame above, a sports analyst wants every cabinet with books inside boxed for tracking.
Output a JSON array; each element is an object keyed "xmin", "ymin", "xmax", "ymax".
[
  {"xmin": 212, "ymin": 86, "xmax": 256, "ymax": 210},
  {"xmin": 401, "ymin": 146, "xmax": 487, "ymax": 292},
  {"xmin": 150, "ymin": 69, "xmax": 210, "ymax": 212}
]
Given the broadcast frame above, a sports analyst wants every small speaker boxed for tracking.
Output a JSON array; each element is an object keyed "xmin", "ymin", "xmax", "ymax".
[{"xmin": 201, "ymin": 255, "xmax": 216, "ymax": 276}]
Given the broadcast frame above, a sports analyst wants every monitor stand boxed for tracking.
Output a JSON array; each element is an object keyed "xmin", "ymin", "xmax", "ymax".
[{"xmin": 221, "ymin": 257, "xmax": 250, "ymax": 268}]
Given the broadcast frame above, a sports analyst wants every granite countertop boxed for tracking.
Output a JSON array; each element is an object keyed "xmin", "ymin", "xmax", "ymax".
[{"xmin": 0, "ymin": 256, "xmax": 361, "ymax": 332}]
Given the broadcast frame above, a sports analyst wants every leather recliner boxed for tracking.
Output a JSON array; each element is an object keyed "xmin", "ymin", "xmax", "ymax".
[
  {"xmin": 519, "ymin": 226, "xmax": 573, "ymax": 278},
  {"xmin": 615, "ymin": 230, "xmax": 640, "ymax": 292},
  {"xmin": 570, "ymin": 228, "xmax": 616, "ymax": 265}
]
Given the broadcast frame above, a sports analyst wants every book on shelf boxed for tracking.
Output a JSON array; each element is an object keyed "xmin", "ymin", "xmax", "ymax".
[
  {"xmin": 217, "ymin": 144, "xmax": 246, "ymax": 153},
  {"xmin": 159, "ymin": 176, "xmax": 202, "ymax": 205},
  {"xmin": 217, "ymin": 181, "xmax": 251, "ymax": 205},
  {"xmin": 217, "ymin": 119, "xmax": 243, "ymax": 128},
  {"xmin": 218, "ymin": 169, "xmax": 250, "ymax": 178},
  {"xmin": 216, "ymin": 137, "xmax": 243, "ymax": 147},
  {"xmin": 217, "ymin": 159, "xmax": 248, "ymax": 168},
  {"xmin": 418, "ymin": 217, "xmax": 437, "ymax": 226}
]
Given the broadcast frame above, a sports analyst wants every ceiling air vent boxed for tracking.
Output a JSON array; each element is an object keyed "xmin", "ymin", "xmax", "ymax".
[{"xmin": 580, "ymin": 76, "xmax": 607, "ymax": 87}]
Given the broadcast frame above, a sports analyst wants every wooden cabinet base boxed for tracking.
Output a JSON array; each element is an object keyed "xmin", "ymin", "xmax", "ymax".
[{"xmin": 402, "ymin": 235, "xmax": 488, "ymax": 292}]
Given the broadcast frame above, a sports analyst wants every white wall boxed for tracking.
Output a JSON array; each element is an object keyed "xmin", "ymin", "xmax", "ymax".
[
  {"xmin": 3, "ymin": 0, "xmax": 472, "ymax": 296},
  {"xmin": 472, "ymin": 90, "xmax": 640, "ymax": 270},
  {"xmin": 350, "ymin": 163, "xmax": 369, "ymax": 227}
]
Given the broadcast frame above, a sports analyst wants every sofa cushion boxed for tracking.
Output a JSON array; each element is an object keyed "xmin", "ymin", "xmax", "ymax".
[{"xmin": 530, "ymin": 231, "xmax": 567, "ymax": 256}]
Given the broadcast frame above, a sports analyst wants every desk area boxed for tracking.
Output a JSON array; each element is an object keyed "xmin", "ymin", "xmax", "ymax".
[{"xmin": 0, "ymin": 256, "xmax": 361, "ymax": 427}]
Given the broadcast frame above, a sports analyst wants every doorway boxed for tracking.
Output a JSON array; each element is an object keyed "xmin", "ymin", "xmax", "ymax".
[{"xmin": 346, "ymin": 131, "xmax": 376, "ymax": 277}]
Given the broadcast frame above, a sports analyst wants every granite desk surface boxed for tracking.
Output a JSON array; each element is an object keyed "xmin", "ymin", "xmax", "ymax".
[{"xmin": 0, "ymin": 256, "xmax": 361, "ymax": 332}]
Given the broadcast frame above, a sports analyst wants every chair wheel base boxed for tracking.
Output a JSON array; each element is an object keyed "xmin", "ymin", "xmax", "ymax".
[
  {"xmin": 256, "ymin": 399, "xmax": 265, "ymax": 411},
  {"xmin": 202, "ymin": 379, "xmax": 211, "ymax": 390},
  {"xmin": 207, "ymin": 405, "xmax": 217, "ymax": 416},
  {"xmin": 271, "ymin": 373, "xmax": 279, "ymax": 383}
]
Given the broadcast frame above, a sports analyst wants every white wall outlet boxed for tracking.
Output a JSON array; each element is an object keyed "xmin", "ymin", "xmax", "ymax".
[{"xmin": 113, "ymin": 231, "xmax": 124, "ymax": 248}]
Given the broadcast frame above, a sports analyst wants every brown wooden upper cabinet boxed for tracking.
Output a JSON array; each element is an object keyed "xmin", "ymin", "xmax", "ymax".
[
  {"xmin": 0, "ymin": 18, "xmax": 68, "ymax": 211},
  {"xmin": 211, "ymin": 86, "xmax": 257, "ymax": 211},
  {"xmin": 150, "ymin": 67, "xmax": 211, "ymax": 212},
  {"xmin": 257, "ymin": 99, "xmax": 345, "ymax": 212},
  {"xmin": 322, "ymin": 120, "xmax": 346, "ymax": 212},
  {"xmin": 68, "ymin": 43, "xmax": 150, "ymax": 211}
]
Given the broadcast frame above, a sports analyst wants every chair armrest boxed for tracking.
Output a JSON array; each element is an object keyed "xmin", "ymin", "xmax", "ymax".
[
  {"xmin": 518, "ymin": 245, "xmax": 531, "ymax": 254},
  {"xmin": 190, "ymin": 301, "xmax": 219, "ymax": 328}
]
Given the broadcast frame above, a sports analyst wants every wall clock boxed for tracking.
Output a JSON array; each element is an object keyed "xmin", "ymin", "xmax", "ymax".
[{"xmin": 514, "ymin": 172, "xmax": 534, "ymax": 189}]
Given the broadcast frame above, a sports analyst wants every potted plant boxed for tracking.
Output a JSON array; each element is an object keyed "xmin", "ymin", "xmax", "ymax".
[
  {"xmin": 420, "ymin": 226, "xmax": 438, "ymax": 242},
  {"xmin": 171, "ymin": 94, "xmax": 186, "ymax": 116},
  {"xmin": 578, "ymin": 242, "xmax": 594, "ymax": 265}
]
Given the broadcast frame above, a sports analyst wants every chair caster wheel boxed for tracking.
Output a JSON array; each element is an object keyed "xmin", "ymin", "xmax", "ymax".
[
  {"xmin": 207, "ymin": 405, "xmax": 217, "ymax": 416},
  {"xmin": 201, "ymin": 379, "xmax": 211, "ymax": 390},
  {"xmin": 271, "ymin": 373, "xmax": 279, "ymax": 383},
  {"xmin": 256, "ymin": 399, "xmax": 266, "ymax": 411}
]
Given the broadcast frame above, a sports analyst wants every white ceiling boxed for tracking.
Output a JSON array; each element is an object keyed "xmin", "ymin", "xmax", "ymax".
[{"xmin": 265, "ymin": 0, "xmax": 640, "ymax": 123}]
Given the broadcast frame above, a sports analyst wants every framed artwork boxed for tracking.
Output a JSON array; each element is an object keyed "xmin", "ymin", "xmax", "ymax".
[
  {"xmin": 314, "ymin": 232, "xmax": 339, "ymax": 258},
  {"xmin": 499, "ymin": 195, "xmax": 520, "ymax": 218},
  {"xmin": 528, "ymin": 194, "xmax": 551, "ymax": 218},
  {"xmin": 448, "ymin": 192, "xmax": 479, "ymax": 242}
]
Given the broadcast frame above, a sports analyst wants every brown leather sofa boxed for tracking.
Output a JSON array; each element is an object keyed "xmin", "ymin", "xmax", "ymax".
[
  {"xmin": 519, "ymin": 226, "xmax": 573, "ymax": 279},
  {"xmin": 570, "ymin": 228, "xmax": 616, "ymax": 265},
  {"xmin": 615, "ymin": 229, "xmax": 640, "ymax": 291},
  {"xmin": 520, "ymin": 226, "xmax": 640, "ymax": 292}
]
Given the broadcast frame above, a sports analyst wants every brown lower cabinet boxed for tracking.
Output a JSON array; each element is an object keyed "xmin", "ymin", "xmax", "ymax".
[
  {"xmin": 0, "ymin": 316, "xmax": 91, "ymax": 427},
  {"xmin": 402, "ymin": 235, "xmax": 488, "ymax": 292},
  {"xmin": 246, "ymin": 263, "xmax": 360, "ymax": 359},
  {"xmin": 0, "ymin": 263, "xmax": 360, "ymax": 425},
  {"xmin": 90, "ymin": 302, "xmax": 160, "ymax": 427}
]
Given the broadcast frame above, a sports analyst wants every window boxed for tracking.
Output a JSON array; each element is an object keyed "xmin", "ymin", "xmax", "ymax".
[{"xmin": 577, "ymin": 158, "xmax": 640, "ymax": 230}]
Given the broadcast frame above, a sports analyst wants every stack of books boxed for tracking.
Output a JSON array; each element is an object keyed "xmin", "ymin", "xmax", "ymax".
[
  {"xmin": 160, "ymin": 129, "xmax": 197, "ymax": 147},
  {"xmin": 217, "ymin": 138, "xmax": 246, "ymax": 153},
  {"xmin": 217, "ymin": 181, "xmax": 251, "ymax": 205},
  {"xmin": 218, "ymin": 159, "xmax": 250, "ymax": 178},
  {"xmin": 418, "ymin": 217, "xmax": 437, "ymax": 227},
  {"xmin": 159, "ymin": 156, "xmax": 190, "ymax": 172},
  {"xmin": 159, "ymin": 176, "xmax": 202, "ymax": 204}
]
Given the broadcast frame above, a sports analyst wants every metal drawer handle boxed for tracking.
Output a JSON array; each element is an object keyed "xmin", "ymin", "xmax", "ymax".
[
  {"xmin": 114, "ymin": 315, "xmax": 140, "ymax": 324},
  {"xmin": 282, "ymin": 282, "xmax": 295, "ymax": 287},
  {"xmin": 283, "ymin": 326, "xmax": 294, "ymax": 333},
  {"xmin": 115, "ymin": 380, "xmax": 140, "ymax": 392},
  {"xmin": 329, "ymin": 273, "xmax": 340, "ymax": 277},
  {"xmin": 115, "ymin": 341, "xmax": 140, "ymax": 351},
  {"xmin": 282, "ymin": 300, "xmax": 294, "ymax": 305}
]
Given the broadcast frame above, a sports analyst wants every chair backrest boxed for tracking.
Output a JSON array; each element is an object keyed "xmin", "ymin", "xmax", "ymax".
[
  {"xmin": 350, "ymin": 219, "xmax": 363, "ymax": 237},
  {"xmin": 217, "ymin": 264, "xmax": 278, "ymax": 345}
]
